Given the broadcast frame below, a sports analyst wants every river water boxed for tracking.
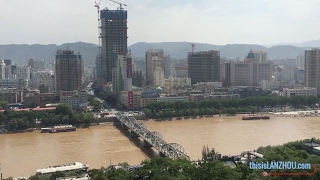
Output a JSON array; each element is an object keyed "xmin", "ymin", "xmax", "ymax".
[{"xmin": 1, "ymin": 115, "xmax": 319, "ymax": 177}]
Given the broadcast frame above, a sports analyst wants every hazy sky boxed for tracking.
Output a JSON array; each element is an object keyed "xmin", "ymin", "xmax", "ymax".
[{"xmin": 1, "ymin": 0, "xmax": 319, "ymax": 45}]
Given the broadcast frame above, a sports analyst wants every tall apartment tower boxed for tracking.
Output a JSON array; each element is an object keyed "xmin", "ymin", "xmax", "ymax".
[
  {"xmin": 296, "ymin": 54, "xmax": 305, "ymax": 70},
  {"xmin": 98, "ymin": 9, "xmax": 128, "ymax": 84},
  {"xmin": 188, "ymin": 50, "xmax": 220, "ymax": 84},
  {"xmin": 0, "ymin": 58, "xmax": 5, "ymax": 79},
  {"xmin": 305, "ymin": 48, "xmax": 320, "ymax": 95},
  {"xmin": 55, "ymin": 49, "xmax": 83, "ymax": 91},
  {"xmin": 28, "ymin": 58, "xmax": 46, "ymax": 72},
  {"xmin": 145, "ymin": 50, "xmax": 165, "ymax": 86}
]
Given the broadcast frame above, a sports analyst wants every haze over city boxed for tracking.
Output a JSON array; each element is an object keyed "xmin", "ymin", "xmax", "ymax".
[{"xmin": 1, "ymin": 0, "xmax": 320, "ymax": 45}]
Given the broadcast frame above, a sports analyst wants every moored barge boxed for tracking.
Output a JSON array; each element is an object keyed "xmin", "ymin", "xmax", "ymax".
[{"xmin": 242, "ymin": 114, "xmax": 270, "ymax": 120}]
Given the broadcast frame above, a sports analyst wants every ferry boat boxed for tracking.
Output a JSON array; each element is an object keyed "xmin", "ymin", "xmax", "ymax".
[
  {"xmin": 242, "ymin": 114, "xmax": 270, "ymax": 120},
  {"xmin": 36, "ymin": 162, "xmax": 89, "ymax": 175},
  {"xmin": 49, "ymin": 125, "xmax": 76, "ymax": 133},
  {"xmin": 40, "ymin": 128, "xmax": 51, "ymax": 133}
]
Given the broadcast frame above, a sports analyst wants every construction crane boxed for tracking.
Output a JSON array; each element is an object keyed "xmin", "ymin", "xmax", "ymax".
[
  {"xmin": 109, "ymin": 0, "xmax": 127, "ymax": 10},
  {"xmin": 187, "ymin": 42, "xmax": 195, "ymax": 53}
]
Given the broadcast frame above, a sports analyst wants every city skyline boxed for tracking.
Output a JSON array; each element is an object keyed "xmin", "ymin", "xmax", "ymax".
[{"xmin": 1, "ymin": 0, "xmax": 320, "ymax": 46}]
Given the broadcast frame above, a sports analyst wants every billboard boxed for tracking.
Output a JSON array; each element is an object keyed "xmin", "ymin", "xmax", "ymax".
[
  {"xmin": 128, "ymin": 91, "xmax": 133, "ymax": 108},
  {"xmin": 127, "ymin": 58, "xmax": 132, "ymax": 78}
]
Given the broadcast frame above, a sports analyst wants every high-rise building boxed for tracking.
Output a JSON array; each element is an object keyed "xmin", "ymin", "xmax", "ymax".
[
  {"xmin": 55, "ymin": 49, "xmax": 83, "ymax": 91},
  {"xmin": 4, "ymin": 59, "xmax": 13, "ymax": 66},
  {"xmin": 28, "ymin": 58, "xmax": 47, "ymax": 72},
  {"xmin": 145, "ymin": 50, "xmax": 165, "ymax": 86},
  {"xmin": 16, "ymin": 66, "xmax": 31, "ymax": 80},
  {"xmin": 296, "ymin": 54, "xmax": 305, "ymax": 70},
  {"xmin": 225, "ymin": 50, "xmax": 273, "ymax": 87},
  {"xmin": 98, "ymin": 9, "xmax": 128, "ymax": 84},
  {"xmin": 188, "ymin": 50, "xmax": 220, "ymax": 84},
  {"xmin": 254, "ymin": 51, "xmax": 268, "ymax": 63},
  {"xmin": 132, "ymin": 70, "xmax": 143, "ymax": 87},
  {"xmin": 305, "ymin": 48, "xmax": 320, "ymax": 95},
  {"xmin": 244, "ymin": 49, "xmax": 268, "ymax": 63},
  {"xmin": 0, "ymin": 59, "xmax": 5, "ymax": 79},
  {"xmin": 33, "ymin": 71, "xmax": 56, "ymax": 92},
  {"xmin": 112, "ymin": 52, "xmax": 132, "ymax": 94},
  {"xmin": 112, "ymin": 52, "xmax": 133, "ymax": 109}
]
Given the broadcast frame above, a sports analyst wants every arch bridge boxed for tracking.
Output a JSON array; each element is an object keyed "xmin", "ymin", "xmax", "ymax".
[{"xmin": 115, "ymin": 114, "xmax": 190, "ymax": 160}]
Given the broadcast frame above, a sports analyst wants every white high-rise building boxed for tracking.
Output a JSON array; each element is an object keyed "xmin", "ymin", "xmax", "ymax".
[
  {"xmin": 0, "ymin": 58, "xmax": 6, "ymax": 79},
  {"xmin": 33, "ymin": 71, "xmax": 56, "ymax": 92},
  {"xmin": 146, "ymin": 50, "xmax": 165, "ymax": 86},
  {"xmin": 254, "ymin": 51, "xmax": 268, "ymax": 63},
  {"xmin": 296, "ymin": 54, "xmax": 305, "ymax": 70},
  {"xmin": 28, "ymin": 58, "xmax": 46, "ymax": 72},
  {"xmin": 16, "ymin": 66, "xmax": 31, "ymax": 80},
  {"xmin": 153, "ymin": 68, "xmax": 165, "ymax": 87}
]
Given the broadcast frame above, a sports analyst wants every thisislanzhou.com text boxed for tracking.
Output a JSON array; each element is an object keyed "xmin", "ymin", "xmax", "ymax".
[{"xmin": 250, "ymin": 161, "xmax": 312, "ymax": 170}]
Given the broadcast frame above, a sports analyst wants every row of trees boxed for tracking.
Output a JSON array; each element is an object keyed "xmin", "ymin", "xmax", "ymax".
[
  {"xmin": 0, "ymin": 103, "xmax": 92, "ymax": 130},
  {"xmin": 22, "ymin": 139, "xmax": 320, "ymax": 180},
  {"xmin": 88, "ymin": 95, "xmax": 102, "ymax": 112},
  {"xmin": 143, "ymin": 95, "xmax": 319, "ymax": 119}
]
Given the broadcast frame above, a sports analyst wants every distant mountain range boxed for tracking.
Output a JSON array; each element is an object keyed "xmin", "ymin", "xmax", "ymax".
[{"xmin": 1, "ymin": 40, "xmax": 319, "ymax": 67}]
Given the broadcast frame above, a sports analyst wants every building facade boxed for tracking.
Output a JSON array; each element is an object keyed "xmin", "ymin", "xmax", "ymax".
[
  {"xmin": 188, "ymin": 50, "xmax": 220, "ymax": 84},
  {"xmin": 305, "ymin": 48, "xmax": 320, "ymax": 95},
  {"xmin": 28, "ymin": 58, "xmax": 47, "ymax": 72},
  {"xmin": 33, "ymin": 71, "xmax": 56, "ymax": 92},
  {"xmin": 132, "ymin": 70, "xmax": 143, "ymax": 87},
  {"xmin": 55, "ymin": 49, "xmax": 83, "ymax": 91},
  {"xmin": 98, "ymin": 9, "xmax": 128, "ymax": 84},
  {"xmin": 145, "ymin": 50, "xmax": 165, "ymax": 86},
  {"xmin": 283, "ymin": 87, "xmax": 317, "ymax": 97}
]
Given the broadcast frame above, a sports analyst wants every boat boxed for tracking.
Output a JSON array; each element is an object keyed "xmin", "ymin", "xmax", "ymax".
[
  {"xmin": 49, "ymin": 125, "xmax": 76, "ymax": 133},
  {"xmin": 36, "ymin": 162, "xmax": 89, "ymax": 175},
  {"xmin": 242, "ymin": 114, "xmax": 270, "ymax": 120},
  {"xmin": 40, "ymin": 128, "xmax": 51, "ymax": 133}
]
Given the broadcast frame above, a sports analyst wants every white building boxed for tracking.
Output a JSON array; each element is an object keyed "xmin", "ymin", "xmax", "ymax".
[
  {"xmin": 283, "ymin": 87, "xmax": 317, "ymax": 97},
  {"xmin": 59, "ymin": 91, "xmax": 88, "ymax": 108},
  {"xmin": 153, "ymin": 68, "xmax": 165, "ymax": 88},
  {"xmin": 0, "ymin": 79, "xmax": 28, "ymax": 88},
  {"xmin": 0, "ymin": 58, "xmax": 5, "ymax": 79},
  {"xmin": 28, "ymin": 58, "xmax": 47, "ymax": 72},
  {"xmin": 156, "ymin": 95, "xmax": 189, "ymax": 103},
  {"xmin": 283, "ymin": 66, "xmax": 296, "ymax": 82},
  {"xmin": 296, "ymin": 54, "xmax": 305, "ymax": 70},
  {"xmin": 260, "ymin": 79, "xmax": 280, "ymax": 90},
  {"xmin": 253, "ymin": 51, "xmax": 268, "ymax": 63},
  {"xmin": 16, "ymin": 66, "xmax": 31, "ymax": 80},
  {"xmin": 164, "ymin": 76, "xmax": 191, "ymax": 94},
  {"xmin": 33, "ymin": 71, "xmax": 56, "ymax": 92}
]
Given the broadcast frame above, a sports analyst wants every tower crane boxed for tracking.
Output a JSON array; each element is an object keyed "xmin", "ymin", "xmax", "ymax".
[
  {"xmin": 187, "ymin": 42, "xmax": 195, "ymax": 53},
  {"xmin": 109, "ymin": 0, "xmax": 127, "ymax": 10}
]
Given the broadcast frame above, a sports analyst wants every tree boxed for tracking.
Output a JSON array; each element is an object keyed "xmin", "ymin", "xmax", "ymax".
[
  {"xmin": 0, "ymin": 100, "xmax": 8, "ymax": 109},
  {"xmin": 55, "ymin": 103, "xmax": 73, "ymax": 118},
  {"xmin": 202, "ymin": 145, "xmax": 216, "ymax": 162}
]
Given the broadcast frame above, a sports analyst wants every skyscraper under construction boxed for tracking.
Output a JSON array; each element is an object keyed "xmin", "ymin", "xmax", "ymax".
[{"xmin": 97, "ymin": 9, "xmax": 128, "ymax": 84}]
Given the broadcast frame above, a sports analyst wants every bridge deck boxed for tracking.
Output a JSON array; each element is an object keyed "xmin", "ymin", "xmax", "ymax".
[{"xmin": 116, "ymin": 114, "xmax": 189, "ymax": 160}]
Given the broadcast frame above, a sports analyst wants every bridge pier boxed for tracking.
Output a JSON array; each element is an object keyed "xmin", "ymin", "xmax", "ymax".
[
  {"xmin": 159, "ymin": 152, "xmax": 166, "ymax": 157},
  {"xmin": 121, "ymin": 123, "xmax": 129, "ymax": 130},
  {"xmin": 143, "ymin": 140, "xmax": 153, "ymax": 148},
  {"xmin": 130, "ymin": 131, "xmax": 139, "ymax": 138},
  {"xmin": 113, "ymin": 120, "xmax": 121, "ymax": 127}
]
